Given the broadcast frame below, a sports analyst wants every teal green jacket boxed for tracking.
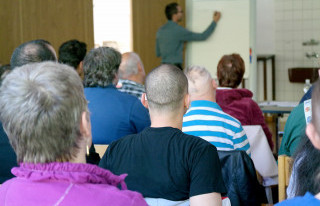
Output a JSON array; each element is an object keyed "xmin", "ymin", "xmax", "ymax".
[
  {"xmin": 279, "ymin": 103, "xmax": 305, "ymax": 156},
  {"xmin": 156, "ymin": 20, "xmax": 216, "ymax": 64}
]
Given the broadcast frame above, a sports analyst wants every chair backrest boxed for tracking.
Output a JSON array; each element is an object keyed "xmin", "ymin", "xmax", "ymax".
[
  {"xmin": 218, "ymin": 150, "xmax": 266, "ymax": 206},
  {"xmin": 94, "ymin": 144, "xmax": 109, "ymax": 158},
  {"xmin": 278, "ymin": 155, "xmax": 293, "ymax": 202}
]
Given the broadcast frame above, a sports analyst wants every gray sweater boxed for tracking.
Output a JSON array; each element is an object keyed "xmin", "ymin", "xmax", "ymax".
[{"xmin": 156, "ymin": 20, "xmax": 217, "ymax": 64}]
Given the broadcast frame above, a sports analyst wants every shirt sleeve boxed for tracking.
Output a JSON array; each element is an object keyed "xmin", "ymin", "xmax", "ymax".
[
  {"xmin": 130, "ymin": 100, "xmax": 151, "ymax": 133},
  {"xmin": 179, "ymin": 21, "xmax": 217, "ymax": 42},
  {"xmin": 189, "ymin": 143, "xmax": 227, "ymax": 197},
  {"xmin": 233, "ymin": 126, "xmax": 251, "ymax": 156}
]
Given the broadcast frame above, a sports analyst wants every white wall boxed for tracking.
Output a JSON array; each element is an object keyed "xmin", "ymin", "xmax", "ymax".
[
  {"xmin": 93, "ymin": 0, "xmax": 131, "ymax": 52},
  {"xmin": 256, "ymin": 0, "xmax": 320, "ymax": 102}
]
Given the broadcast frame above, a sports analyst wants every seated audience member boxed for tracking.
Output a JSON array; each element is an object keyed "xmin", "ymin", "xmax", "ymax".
[
  {"xmin": 0, "ymin": 39, "xmax": 58, "ymax": 183},
  {"xmin": 9, "ymin": 39, "xmax": 100, "ymax": 164},
  {"xmin": 0, "ymin": 64, "xmax": 16, "ymax": 183},
  {"xmin": 182, "ymin": 65, "xmax": 250, "ymax": 155},
  {"xmin": 279, "ymin": 99, "xmax": 311, "ymax": 156},
  {"xmin": 10, "ymin": 39, "xmax": 57, "ymax": 69},
  {"xmin": 83, "ymin": 47, "xmax": 150, "ymax": 144},
  {"xmin": 215, "ymin": 53, "xmax": 273, "ymax": 150},
  {"xmin": 0, "ymin": 62, "xmax": 147, "ymax": 205},
  {"xmin": 58, "ymin": 39, "xmax": 87, "ymax": 80},
  {"xmin": 276, "ymin": 79, "xmax": 320, "ymax": 205},
  {"xmin": 117, "ymin": 52, "xmax": 146, "ymax": 99},
  {"xmin": 100, "ymin": 64, "xmax": 227, "ymax": 206}
]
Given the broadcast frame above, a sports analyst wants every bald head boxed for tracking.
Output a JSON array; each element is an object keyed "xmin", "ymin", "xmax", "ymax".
[
  {"xmin": 10, "ymin": 40, "xmax": 57, "ymax": 69},
  {"xmin": 184, "ymin": 65, "xmax": 216, "ymax": 101},
  {"xmin": 119, "ymin": 52, "xmax": 145, "ymax": 84},
  {"xmin": 145, "ymin": 64, "xmax": 188, "ymax": 112}
]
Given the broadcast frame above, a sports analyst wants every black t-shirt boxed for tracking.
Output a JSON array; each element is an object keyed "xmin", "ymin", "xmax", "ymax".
[{"xmin": 99, "ymin": 127, "xmax": 226, "ymax": 201}]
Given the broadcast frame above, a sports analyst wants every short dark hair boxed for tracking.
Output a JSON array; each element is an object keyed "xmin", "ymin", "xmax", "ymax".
[
  {"xmin": 217, "ymin": 53, "xmax": 245, "ymax": 88},
  {"xmin": 83, "ymin": 47, "xmax": 121, "ymax": 87},
  {"xmin": 58, "ymin": 39, "xmax": 87, "ymax": 69},
  {"xmin": 10, "ymin": 39, "xmax": 57, "ymax": 69},
  {"xmin": 145, "ymin": 64, "xmax": 188, "ymax": 112},
  {"xmin": 165, "ymin": 2, "xmax": 178, "ymax": 20}
]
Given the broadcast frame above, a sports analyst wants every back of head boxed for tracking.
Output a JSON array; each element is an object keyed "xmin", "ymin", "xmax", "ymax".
[
  {"xmin": 83, "ymin": 47, "xmax": 121, "ymax": 87},
  {"xmin": 217, "ymin": 53, "xmax": 245, "ymax": 88},
  {"xmin": 0, "ymin": 62, "xmax": 87, "ymax": 163},
  {"xmin": 10, "ymin": 39, "xmax": 57, "ymax": 69},
  {"xmin": 165, "ymin": 2, "xmax": 178, "ymax": 20},
  {"xmin": 145, "ymin": 64, "xmax": 188, "ymax": 112},
  {"xmin": 293, "ymin": 79, "xmax": 320, "ymax": 196},
  {"xmin": 58, "ymin": 39, "xmax": 87, "ymax": 69},
  {"xmin": 119, "ymin": 52, "xmax": 142, "ymax": 79},
  {"xmin": 184, "ymin": 65, "xmax": 213, "ymax": 98}
]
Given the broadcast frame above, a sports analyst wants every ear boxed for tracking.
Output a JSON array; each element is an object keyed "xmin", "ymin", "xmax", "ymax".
[
  {"xmin": 318, "ymin": 69, "xmax": 320, "ymax": 77},
  {"xmin": 306, "ymin": 123, "xmax": 320, "ymax": 150},
  {"xmin": 80, "ymin": 111, "xmax": 92, "ymax": 143},
  {"xmin": 212, "ymin": 79, "xmax": 218, "ymax": 90},
  {"xmin": 184, "ymin": 93, "xmax": 190, "ymax": 109},
  {"xmin": 113, "ymin": 71, "xmax": 119, "ymax": 85},
  {"xmin": 141, "ymin": 93, "xmax": 149, "ymax": 109}
]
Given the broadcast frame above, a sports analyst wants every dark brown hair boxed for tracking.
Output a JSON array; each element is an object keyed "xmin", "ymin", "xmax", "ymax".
[{"xmin": 217, "ymin": 53, "xmax": 245, "ymax": 88}]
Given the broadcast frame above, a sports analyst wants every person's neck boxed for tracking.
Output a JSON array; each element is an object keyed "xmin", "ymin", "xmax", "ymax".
[
  {"xmin": 190, "ymin": 94, "xmax": 216, "ymax": 103},
  {"xmin": 127, "ymin": 74, "xmax": 144, "ymax": 85},
  {"xmin": 171, "ymin": 18, "xmax": 179, "ymax": 23},
  {"xmin": 69, "ymin": 146, "xmax": 87, "ymax": 164},
  {"xmin": 150, "ymin": 110, "xmax": 184, "ymax": 130}
]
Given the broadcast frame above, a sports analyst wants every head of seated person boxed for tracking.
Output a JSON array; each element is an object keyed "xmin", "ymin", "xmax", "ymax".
[
  {"xmin": 0, "ymin": 62, "xmax": 146, "ymax": 205},
  {"xmin": 83, "ymin": 47, "xmax": 121, "ymax": 87},
  {"xmin": 217, "ymin": 53, "xmax": 244, "ymax": 88},
  {"xmin": 10, "ymin": 39, "xmax": 57, "ymax": 69},
  {"xmin": 58, "ymin": 39, "xmax": 87, "ymax": 80},
  {"xmin": 277, "ymin": 79, "xmax": 320, "ymax": 205}
]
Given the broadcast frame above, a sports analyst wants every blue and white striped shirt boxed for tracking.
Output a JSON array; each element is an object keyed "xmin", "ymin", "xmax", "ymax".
[{"xmin": 183, "ymin": 100, "xmax": 251, "ymax": 155}]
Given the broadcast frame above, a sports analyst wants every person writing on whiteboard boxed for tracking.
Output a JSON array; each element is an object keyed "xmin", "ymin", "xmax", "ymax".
[{"xmin": 156, "ymin": 2, "xmax": 221, "ymax": 70}]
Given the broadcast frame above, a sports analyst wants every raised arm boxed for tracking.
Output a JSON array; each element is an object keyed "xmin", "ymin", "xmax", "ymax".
[{"xmin": 180, "ymin": 11, "xmax": 221, "ymax": 41}]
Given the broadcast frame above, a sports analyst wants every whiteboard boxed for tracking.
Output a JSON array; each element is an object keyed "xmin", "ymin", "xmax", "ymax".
[{"xmin": 186, "ymin": 0, "xmax": 251, "ymax": 79}]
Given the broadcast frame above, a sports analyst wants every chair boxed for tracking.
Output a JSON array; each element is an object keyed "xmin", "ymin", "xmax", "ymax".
[
  {"xmin": 94, "ymin": 144, "xmax": 109, "ymax": 158},
  {"xmin": 278, "ymin": 155, "xmax": 293, "ymax": 202},
  {"xmin": 218, "ymin": 150, "xmax": 266, "ymax": 206}
]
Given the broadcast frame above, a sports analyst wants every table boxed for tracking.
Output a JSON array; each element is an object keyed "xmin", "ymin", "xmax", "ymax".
[
  {"xmin": 259, "ymin": 101, "xmax": 298, "ymax": 154},
  {"xmin": 257, "ymin": 55, "xmax": 275, "ymax": 100}
]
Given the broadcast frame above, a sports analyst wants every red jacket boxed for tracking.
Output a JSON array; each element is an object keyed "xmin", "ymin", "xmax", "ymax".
[{"xmin": 216, "ymin": 88, "xmax": 274, "ymax": 150}]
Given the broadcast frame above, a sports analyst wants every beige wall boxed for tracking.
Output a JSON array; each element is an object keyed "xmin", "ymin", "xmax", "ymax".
[{"xmin": 0, "ymin": 0, "xmax": 94, "ymax": 65}]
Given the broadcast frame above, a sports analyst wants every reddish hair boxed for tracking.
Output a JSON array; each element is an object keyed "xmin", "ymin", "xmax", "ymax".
[{"xmin": 217, "ymin": 53, "xmax": 245, "ymax": 88}]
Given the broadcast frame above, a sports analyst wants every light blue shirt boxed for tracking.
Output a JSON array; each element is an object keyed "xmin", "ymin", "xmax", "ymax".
[{"xmin": 183, "ymin": 100, "xmax": 251, "ymax": 155}]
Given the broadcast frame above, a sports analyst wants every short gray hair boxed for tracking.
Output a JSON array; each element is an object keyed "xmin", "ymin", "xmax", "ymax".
[
  {"xmin": 119, "ymin": 52, "xmax": 143, "ymax": 79},
  {"xmin": 83, "ymin": 47, "xmax": 121, "ymax": 87},
  {"xmin": 184, "ymin": 65, "xmax": 212, "ymax": 96},
  {"xmin": 0, "ymin": 62, "xmax": 87, "ymax": 163},
  {"xmin": 145, "ymin": 64, "xmax": 188, "ymax": 112}
]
